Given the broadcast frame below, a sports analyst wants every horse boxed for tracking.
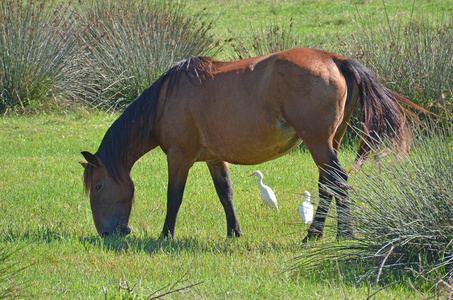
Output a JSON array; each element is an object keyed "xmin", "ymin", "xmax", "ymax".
[{"xmin": 80, "ymin": 47, "xmax": 423, "ymax": 240}]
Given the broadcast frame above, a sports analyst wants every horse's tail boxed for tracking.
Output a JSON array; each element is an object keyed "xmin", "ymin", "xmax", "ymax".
[{"xmin": 336, "ymin": 59, "xmax": 424, "ymax": 171}]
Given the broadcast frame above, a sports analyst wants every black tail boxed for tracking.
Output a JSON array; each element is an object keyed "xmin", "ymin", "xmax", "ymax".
[{"xmin": 337, "ymin": 59, "xmax": 415, "ymax": 170}]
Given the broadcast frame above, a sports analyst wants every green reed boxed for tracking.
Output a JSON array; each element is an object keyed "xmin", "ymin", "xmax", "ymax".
[
  {"xmin": 0, "ymin": 246, "xmax": 27, "ymax": 299},
  {"xmin": 0, "ymin": 0, "xmax": 82, "ymax": 114},
  {"xmin": 338, "ymin": 10, "xmax": 453, "ymax": 121},
  {"xmin": 297, "ymin": 122, "xmax": 453, "ymax": 297},
  {"xmin": 76, "ymin": 0, "xmax": 218, "ymax": 110}
]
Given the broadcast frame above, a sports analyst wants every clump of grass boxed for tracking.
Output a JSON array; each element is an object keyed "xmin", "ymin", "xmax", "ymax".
[
  {"xmin": 338, "ymin": 8, "xmax": 453, "ymax": 121},
  {"xmin": 297, "ymin": 123, "xmax": 453, "ymax": 288},
  {"xmin": 0, "ymin": 246, "xmax": 26, "ymax": 299},
  {"xmin": 0, "ymin": 0, "xmax": 82, "ymax": 114},
  {"xmin": 0, "ymin": 0, "xmax": 217, "ymax": 113},
  {"xmin": 227, "ymin": 19, "xmax": 326, "ymax": 60},
  {"xmin": 76, "ymin": 0, "xmax": 218, "ymax": 110}
]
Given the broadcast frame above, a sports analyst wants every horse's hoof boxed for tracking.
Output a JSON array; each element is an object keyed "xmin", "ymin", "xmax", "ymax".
[
  {"xmin": 159, "ymin": 231, "xmax": 173, "ymax": 240},
  {"xmin": 302, "ymin": 228, "xmax": 323, "ymax": 243},
  {"xmin": 336, "ymin": 231, "xmax": 356, "ymax": 241},
  {"xmin": 302, "ymin": 234, "xmax": 323, "ymax": 243},
  {"xmin": 228, "ymin": 229, "xmax": 242, "ymax": 238}
]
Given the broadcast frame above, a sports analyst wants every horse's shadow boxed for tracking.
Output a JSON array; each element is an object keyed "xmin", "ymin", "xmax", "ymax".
[
  {"xmin": 82, "ymin": 234, "xmax": 220, "ymax": 255},
  {"xmin": 80, "ymin": 232, "xmax": 307, "ymax": 256},
  {"xmin": 1, "ymin": 227, "xmax": 304, "ymax": 256}
]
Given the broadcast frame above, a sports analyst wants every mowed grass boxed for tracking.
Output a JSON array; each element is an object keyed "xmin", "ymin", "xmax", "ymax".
[{"xmin": 1, "ymin": 115, "xmax": 420, "ymax": 299}]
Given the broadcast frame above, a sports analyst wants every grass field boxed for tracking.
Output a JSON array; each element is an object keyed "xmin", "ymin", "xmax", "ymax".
[
  {"xmin": 1, "ymin": 114, "xmax": 424, "ymax": 299},
  {"xmin": 185, "ymin": 0, "xmax": 453, "ymax": 58},
  {"xmin": 2, "ymin": 0, "xmax": 452, "ymax": 298}
]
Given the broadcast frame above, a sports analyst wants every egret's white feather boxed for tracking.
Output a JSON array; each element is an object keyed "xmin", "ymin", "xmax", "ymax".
[
  {"xmin": 299, "ymin": 191, "xmax": 313, "ymax": 224},
  {"xmin": 248, "ymin": 170, "xmax": 278, "ymax": 210}
]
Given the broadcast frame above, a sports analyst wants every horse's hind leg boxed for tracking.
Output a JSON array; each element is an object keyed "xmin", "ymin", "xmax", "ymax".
[
  {"xmin": 207, "ymin": 161, "xmax": 242, "ymax": 237},
  {"xmin": 303, "ymin": 144, "xmax": 354, "ymax": 241}
]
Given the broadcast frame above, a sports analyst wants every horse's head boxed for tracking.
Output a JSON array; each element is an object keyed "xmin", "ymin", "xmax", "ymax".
[{"xmin": 80, "ymin": 151, "xmax": 133, "ymax": 237}]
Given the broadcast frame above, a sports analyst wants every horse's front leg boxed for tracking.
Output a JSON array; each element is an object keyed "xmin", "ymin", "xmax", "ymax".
[
  {"xmin": 161, "ymin": 152, "xmax": 193, "ymax": 238},
  {"xmin": 207, "ymin": 161, "xmax": 242, "ymax": 237}
]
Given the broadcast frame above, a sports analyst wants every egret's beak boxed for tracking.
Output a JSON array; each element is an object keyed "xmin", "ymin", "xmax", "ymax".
[{"xmin": 247, "ymin": 174, "xmax": 253, "ymax": 177}]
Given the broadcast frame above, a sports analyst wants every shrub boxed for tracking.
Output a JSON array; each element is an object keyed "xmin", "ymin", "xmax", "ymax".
[
  {"xmin": 338, "ymin": 14, "xmax": 453, "ymax": 121},
  {"xmin": 0, "ymin": 246, "xmax": 26, "ymax": 299},
  {"xmin": 227, "ymin": 19, "xmax": 328, "ymax": 60},
  {"xmin": 0, "ymin": 0, "xmax": 217, "ymax": 113},
  {"xmin": 297, "ymin": 123, "xmax": 453, "ymax": 286},
  {"xmin": 76, "ymin": 0, "xmax": 218, "ymax": 110},
  {"xmin": 228, "ymin": 20, "xmax": 299, "ymax": 59},
  {"xmin": 0, "ymin": 0, "xmax": 81, "ymax": 114}
]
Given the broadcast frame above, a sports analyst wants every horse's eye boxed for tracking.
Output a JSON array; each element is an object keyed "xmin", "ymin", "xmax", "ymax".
[{"xmin": 94, "ymin": 182, "xmax": 104, "ymax": 192}]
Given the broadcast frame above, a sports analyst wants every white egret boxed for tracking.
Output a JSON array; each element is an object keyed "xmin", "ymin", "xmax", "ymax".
[
  {"xmin": 248, "ymin": 170, "xmax": 278, "ymax": 210},
  {"xmin": 299, "ymin": 191, "xmax": 314, "ymax": 224}
]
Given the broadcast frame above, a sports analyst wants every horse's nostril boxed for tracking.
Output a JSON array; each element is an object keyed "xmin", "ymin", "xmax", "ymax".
[
  {"xmin": 122, "ymin": 226, "xmax": 131, "ymax": 235},
  {"xmin": 117, "ymin": 225, "xmax": 131, "ymax": 236}
]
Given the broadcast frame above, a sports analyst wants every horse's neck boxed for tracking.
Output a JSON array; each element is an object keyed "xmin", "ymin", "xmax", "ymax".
[{"xmin": 98, "ymin": 114, "xmax": 157, "ymax": 172}]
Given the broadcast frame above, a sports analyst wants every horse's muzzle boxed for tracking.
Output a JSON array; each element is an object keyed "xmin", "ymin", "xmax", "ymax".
[
  {"xmin": 116, "ymin": 223, "xmax": 131, "ymax": 235},
  {"xmin": 100, "ymin": 223, "xmax": 131, "ymax": 237}
]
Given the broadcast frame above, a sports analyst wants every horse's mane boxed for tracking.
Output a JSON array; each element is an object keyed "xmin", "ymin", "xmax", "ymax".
[{"xmin": 83, "ymin": 56, "xmax": 214, "ymax": 191}]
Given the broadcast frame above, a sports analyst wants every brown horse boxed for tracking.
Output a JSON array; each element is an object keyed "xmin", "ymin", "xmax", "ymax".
[{"xmin": 80, "ymin": 47, "xmax": 422, "ymax": 240}]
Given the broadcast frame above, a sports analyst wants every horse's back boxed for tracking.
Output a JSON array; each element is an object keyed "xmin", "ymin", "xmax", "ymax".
[{"xmin": 156, "ymin": 48, "xmax": 350, "ymax": 164}]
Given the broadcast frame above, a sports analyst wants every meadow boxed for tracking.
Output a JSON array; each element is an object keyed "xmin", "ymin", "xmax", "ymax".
[
  {"xmin": 1, "ymin": 0, "xmax": 453, "ymax": 299},
  {"xmin": 1, "ymin": 112, "xmax": 422, "ymax": 300}
]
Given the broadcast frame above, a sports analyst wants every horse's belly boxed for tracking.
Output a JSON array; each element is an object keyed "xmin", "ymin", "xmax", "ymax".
[{"xmin": 200, "ymin": 120, "xmax": 302, "ymax": 165}]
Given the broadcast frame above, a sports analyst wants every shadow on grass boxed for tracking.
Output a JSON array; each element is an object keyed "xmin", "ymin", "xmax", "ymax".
[
  {"xmin": 87, "ymin": 232, "xmax": 308, "ymax": 256},
  {"xmin": 0, "ymin": 226, "xmax": 303, "ymax": 256}
]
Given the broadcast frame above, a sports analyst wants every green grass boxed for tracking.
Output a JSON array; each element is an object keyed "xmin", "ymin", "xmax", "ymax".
[
  {"xmin": 2, "ymin": 0, "xmax": 452, "ymax": 113},
  {"xmin": 9, "ymin": 114, "xmax": 451, "ymax": 299},
  {"xmin": 185, "ymin": 0, "xmax": 453, "ymax": 59},
  {"xmin": 2, "ymin": 0, "xmax": 452, "ymax": 298},
  {"xmin": 0, "ymin": 113, "xmax": 426, "ymax": 299}
]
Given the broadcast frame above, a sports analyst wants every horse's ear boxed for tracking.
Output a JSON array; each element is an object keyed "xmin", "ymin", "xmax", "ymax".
[
  {"xmin": 81, "ymin": 151, "xmax": 99, "ymax": 168},
  {"xmin": 79, "ymin": 161, "xmax": 89, "ymax": 169}
]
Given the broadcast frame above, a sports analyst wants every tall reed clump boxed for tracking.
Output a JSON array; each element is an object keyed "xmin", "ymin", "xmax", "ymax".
[
  {"xmin": 297, "ymin": 124, "xmax": 453, "ymax": 288},
  {"xmin": 0, "ymin": 0, "xmax": 217, "ymax": 113},
  {"xmin": 0, "ymin": 246, "xmax": 26, "ymax": 299},
  {"xmin": 0, "ymin": 0, "xmax": 83, "ymax": 114},
  {"xmin": 227, "ymin": 19, "xmax": 323, "ymax": 60},
  {"xmin": 76, "ymin": 0, "xmax": 217, "ymax": 110},
  {"xmin": 338, "ymin": 11, "xmax": 453, "ymax": 121}
]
